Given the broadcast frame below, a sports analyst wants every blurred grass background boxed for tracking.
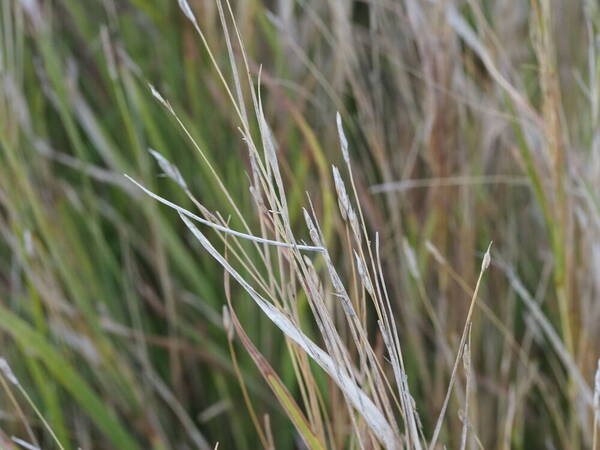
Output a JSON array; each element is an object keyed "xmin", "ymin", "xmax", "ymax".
[{"xmin": 1, "ymin": 0, "xmax": 599, "ymax": 448}]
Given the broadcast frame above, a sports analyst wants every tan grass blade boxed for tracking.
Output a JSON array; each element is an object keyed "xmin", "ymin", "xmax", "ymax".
[
  {"xmin": 227, "ymin": 306, "xmax": 324, "ymax": 450},
  {"xmin": 429, "ymin": 243, "xmax": 492, "ymax": 449}
]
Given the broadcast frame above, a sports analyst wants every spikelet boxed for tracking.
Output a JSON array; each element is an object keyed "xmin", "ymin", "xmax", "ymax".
[
  {"xmin": 178, "ymin": 0, "xmax": 199, "ymax": 27},
  {"xmin": 303, "ymin": 208, "xmax": 321, "ymax": 246},
  {"xmin": 482, "ymin": 242, "xmax": 492, "ymax": 270},
  {"xmin": 332, "ymin": 166, "xmax": 349, "ymax": 220},
  {"xmin": 222, "ymin": 305, "xmax": 235, "ymax": 341},
  {"xmin": 354, "ymin": 250, "xmax": 374, "ymax": 295},
  {"xmin": 425, "ymin": 239, "xmax": 446, "ymax": 265},
  {"xmin": 149, "ymin": 148, "xmax": 188, "ymax": 190},
  {"xmin": 332, "ymin": 166, "xmax": 361, "ymax": 243},
  {"xmin": 148, "ymin": 83, "xmax": 174, "ymax": 113},
  {"xmin": 336, "ymin": 112, "xmax": 350, "ymax": 164},
  {"xmin": 402, "ymin": 238, "xmax": 420, "ymax": 280},
  {"xmin": 0, "ymin": 358, "xmax": 18, "ymax": 385}
]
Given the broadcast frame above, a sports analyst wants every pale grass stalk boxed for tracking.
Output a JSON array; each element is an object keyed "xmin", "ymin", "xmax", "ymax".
[
  {"xmin": 592, "ymin": 359, "xmax": 600, "ymax": 449},
  {"xmin": 459, "ymin": 327, "xmax": 472, "ymax": 450},
  {"xmin": 0, "ymin": 358, "xmax": 64, "ymax": 450},
  {"xmin": 374, "ymin": 234, "xmax": 423, "ymax": 448},
  {"xmin": 429, "ymin": 243, "xmax": 492, "ymax": 450},
  {"xmin": 125, "ymin": 175, "xmax": 324, "ymax": 253},
  {"xmin": 0, "ymin": 366, "xmax": 38, "ymax": 448}
]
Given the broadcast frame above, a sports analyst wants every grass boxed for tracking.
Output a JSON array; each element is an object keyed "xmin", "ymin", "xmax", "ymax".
[{"xmin": 0, "ymin": 0, "xmax": 599, "ymax": 448}]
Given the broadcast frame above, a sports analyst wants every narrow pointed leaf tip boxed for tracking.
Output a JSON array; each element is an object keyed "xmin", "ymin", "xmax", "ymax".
[
  {"xmin": 149, "ymin": 149, "xmax": 187, "ymax": 189},
  {"xmin": 336, "ymin": 112, "xmax": 349, "ymax": 163},
  {"xmin": 178, "ymin": 0, "xmax": 198, "ymax": 26},
  {"xmin": 148, "ymin": 83, "xmax": 169, "ymax": 108},
  {"xmin": 0, "ymin": 358, "xmax": 19, "ymax": 385},
  {"xmin": 482, "ymin": 242, "xmax": 492, "ymax": 270}
]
